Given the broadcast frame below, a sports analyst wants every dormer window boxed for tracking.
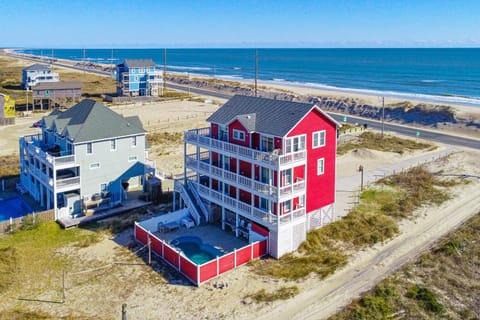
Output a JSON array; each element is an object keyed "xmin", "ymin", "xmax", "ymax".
[{"xmin": 233, "ymin": 129, "xmax": 245, "ymax": 141}]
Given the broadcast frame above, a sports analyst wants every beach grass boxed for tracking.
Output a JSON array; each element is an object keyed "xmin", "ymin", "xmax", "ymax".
[
  {"xmin": 0, "ymin": 154, "xmax": 20, "ymax": 179},
  {"xmin": 245, "ymin": 286, "xmax": 300, "ymax": 303},
  {"xmin": 250, "ymin": 166, "xmax": 459, "ymax": 280},
  {"xmin": 330, "ymin": 212, "xmax": 480, "ymax": 320},
  {"xmin": 337, "ymin": 131, "xmax": 435, "ymax": 155}
]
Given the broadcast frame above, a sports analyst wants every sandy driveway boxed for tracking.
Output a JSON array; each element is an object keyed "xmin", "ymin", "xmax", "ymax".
[{"xmin": 258, "ymin": 151, "xmax": 480, "ymax": 320}]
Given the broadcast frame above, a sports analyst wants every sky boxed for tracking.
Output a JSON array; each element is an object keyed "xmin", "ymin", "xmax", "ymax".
[{"xmin": 1, "ymin": 0, "xmax": 479, "ymax": 48}]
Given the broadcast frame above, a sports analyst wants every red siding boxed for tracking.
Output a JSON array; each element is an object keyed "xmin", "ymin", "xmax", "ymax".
[
  {"xmin": 230, "ymin": 157, "xmax": 237, "ymax": 173},
  {"xmin": 180, "ymin": 256, "xmax": 198, "ymax": 282},
  {"xmin": 236, "ymin": 247, "xmax": 251, "ymax": 266},
  {"xmin": 274, "ymin": 137, "xmax": 282, "ymax": 150},
  {"xmin": 228, "ymin": 120, "xmax": 250, "ymax": 147},
  {"xmin": 294, "ymin": 166, "xmax": 305, "ymax": 180},
  {"xmin": 251, "ymin": 222, "xmax": 269, "ymax": 237},
  {"xmin": 239, "ymin": 160, "xmax": 251, "ymax": 177},
  {"xmin": 252, "ymin": 133, "xmax": 260, "ymax": 150},
  {"xmin": 164, "ymin": 245, "xmax": 179, "ymax": 268},
  {"xmin": 200, "ymin": 260, "xmax": 217, "ymax": 283},
  {"xmin": 239, "ymin": 189, "xmax": 251, "ymax": 204},
  {"xmin": 135, "ymin": 224, "xmax": 148, "ymax": 245},
  {"xmin": 211, "ymin": 123, "xmax": 219, "ymax": 139},
  {"xmin": 288, "ymin": 108, "xmax": 336, "ymax": 212},
  {"xmin": 212, "ymin": 152, "xmax": 219, "ymax": 166},
  {"xmin": 150, "ymin": 236, "xmax": 163, "ymax": 255},
  {"xmin": 219, "ymin": 253, "xmax": 235, "ymax": 273}
]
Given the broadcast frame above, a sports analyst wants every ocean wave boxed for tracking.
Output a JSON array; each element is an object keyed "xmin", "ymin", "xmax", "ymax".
[
  {"xmin": 218, "ymin": 75, "xmax": 244, "ymax": 80},
  {"xmin": 421, "ymin": 79, "xmax": 444, "ymax": 83},
  {"xmin": 233, "ymin": 67, "xmax": 242, "ymax": 70},
  {"xmin": 262, "ymin": 79, "xmax": 480, "ymax": 107},
  {"xmin": 167, "ymin": 65, "xmax": 212, "ymax": 71}
]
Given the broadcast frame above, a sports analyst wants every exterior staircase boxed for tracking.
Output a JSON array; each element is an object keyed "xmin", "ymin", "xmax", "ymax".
[{"xmin": 174, "ymin": 180, "xmax": 208, "ymax": 225}]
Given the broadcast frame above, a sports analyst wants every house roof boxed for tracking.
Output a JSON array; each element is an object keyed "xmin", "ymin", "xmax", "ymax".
[
  {"xmin": 23, "ymin": 64, "xmax": 51, "ymax": 71},
  {"xmin": 121, "ymin": 59, "xmax": 156, "ymax": 69},
  {"xmin": 42, "ymin": 99, "xmax": 145, "ymax": 143},
  {"xmin": 33, "ymin": 81, "xmax": 82, "ymax": 90},
  {"xmin": 207, "ymin": 95, "xmax": 340, "ymax": 137}
]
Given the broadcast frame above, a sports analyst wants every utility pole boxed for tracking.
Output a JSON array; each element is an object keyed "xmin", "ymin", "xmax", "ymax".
[
  {"xmin": 381, "ymin": 96, "xmax": 385, "ymax": 139},
  {"xmin": 83, "ymin": 48, "xmax": 86, "ymax": 74},
  {"xmin": 358, "ymin": 165, "xmax": 364, "ymax": 191},
  {"xmin": 122, "ymin": 303, "xmax": 127, "ymax": 320},
  {"xmin": 163, "ymin": 48, "xmax": 167, "ymax": 96},
  {"xmin": 148, "ymin": 236, "xmax": 152, "ymax": 265},
  {"xmin": 51, "ymin": 48, "xmax": 54, "ymax": 66},
  {"xmin": 255, "ymin": 49, "xmax": 258, "ymax": 97},
  {"xmin": 25, "ymin": 86, "xmax": 28, "ymax": 113}
]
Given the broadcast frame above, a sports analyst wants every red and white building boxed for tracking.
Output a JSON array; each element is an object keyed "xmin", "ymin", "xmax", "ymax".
[{"xmin": 176, "ymin": 95, "xmax": 340, "ymax": 258}]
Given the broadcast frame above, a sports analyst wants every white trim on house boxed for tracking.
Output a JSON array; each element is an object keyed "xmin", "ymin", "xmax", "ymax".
[
  {"xmin": 233, "ymin": 129, "xmax": 245, "ymax": 141},
  {"xmin": 284, "ymin": 105, "xmax": 342, "ymax": 138},
  {"xmin": 317, "ymin": 158, "xmax": 325, "ymax": 175},
  {"xmin": 312, "ymin": 130, "xmax": 326, "ymax": 149}
]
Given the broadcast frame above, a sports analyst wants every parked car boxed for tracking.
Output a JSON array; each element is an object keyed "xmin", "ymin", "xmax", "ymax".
[{"xmin": 32, "ymin": 120, "xmax": 42, "ymax": 128}]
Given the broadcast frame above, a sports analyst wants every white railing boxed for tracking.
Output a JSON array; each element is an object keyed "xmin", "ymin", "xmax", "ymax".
[
  {"xmin": 21, "ymin": 134, "xmax": 76, "ymax": 169},
  {"xmin": 279, "ymin": 179, "xmax": 306, "ymax": 197},
  {"xmin": 188, "ymin": 181, "xmax": 210, "ymax": 222},
  {"xmin": 56, "ymin": 176, "xmax": 80, "ymax": 189},
  {"xmin": 189, "ymin": 181, "xmax": 305, "ymax": 229},
  {"xmin": 185, "ymin": 156, "xmax": 279, "ymax": 199},
  {"xmin": 174, "ymin": 180, "xmax": 201, "ymax": 226},
  {"xmin": 185, "ymin": 128, "xmax": 307, "ymax": 168}
]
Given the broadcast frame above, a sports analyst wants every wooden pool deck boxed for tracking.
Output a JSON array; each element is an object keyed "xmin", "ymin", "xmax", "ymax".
[{"xmin": 58, "ymin": 199, "xmax": 151, "ymax": 229}]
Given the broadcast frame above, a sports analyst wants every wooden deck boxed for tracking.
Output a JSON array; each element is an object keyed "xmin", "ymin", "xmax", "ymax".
[{"xmin": 58, "ymin": 199, "xmax": 151, "ymax": 229}]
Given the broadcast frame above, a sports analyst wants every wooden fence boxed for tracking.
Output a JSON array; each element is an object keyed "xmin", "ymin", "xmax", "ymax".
[{"xmin": 0, "ymin": 209, "xmax": 55, "ymax": 234}]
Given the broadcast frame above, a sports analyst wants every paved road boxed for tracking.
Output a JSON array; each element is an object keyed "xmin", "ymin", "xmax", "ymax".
[{"xmin": 167, "ymin": 83, "xmax": 480, "ymax": 150}]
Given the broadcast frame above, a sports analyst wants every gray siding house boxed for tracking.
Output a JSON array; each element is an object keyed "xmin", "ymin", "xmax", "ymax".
[{"xmin": 19, "ymin": 99, "xmax": 155, "ymax": 220}]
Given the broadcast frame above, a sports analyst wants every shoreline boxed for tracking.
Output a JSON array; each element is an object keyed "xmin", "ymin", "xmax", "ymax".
[{"xmin": 7, "ymin": 48, "xmax": 480, "ymax": 109}]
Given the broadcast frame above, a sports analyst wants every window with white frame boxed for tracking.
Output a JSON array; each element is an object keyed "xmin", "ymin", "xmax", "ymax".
[
  {"xmin": 128, "ymin": 155, "xmax": 138, "ymax": 162},
  {"xmin": 233, "ymin": 129, "xmax": 245, "ymax": 141},
  {"xmin": 89, "ymin": 162, "xmax": 100, "ymax": 169},
  {"xmin": 312, "ymin": 130, "xmax": 326, "ymax": 148},
  {"xmin": 317, "ymin": 158, "xmax": 325, "ymax": 175},
  {"xmin": 283, "ymin": 200, "xmax": 291, "ymax": 213},
  {"xmin": 87, "ymin": 143, "xmax": 92, "ymax": 154},
  {"xmin": 261, "ymin": 136, "xmax": 274, "ymax": 152},
  {"xmin": 285, "ymin": 135, "xmax": 306, "ymax": 153},
  {"xmin": 100, "ymin": 183, "xmax": 107, "ymax": 191},
  {"xmin": 260, "ymin": 197, "xmax": 268, "ymax": 211},
  {"xmin": 110, "ymin": 139, "xmax": 116, "ymax": 151},
  {"xmin": 131, "ymin": 136, "xmax": 137, "ymax": 147},
  {"xmin": 281, "ymin": 169, "xmax": 292, "ymax": 186}
]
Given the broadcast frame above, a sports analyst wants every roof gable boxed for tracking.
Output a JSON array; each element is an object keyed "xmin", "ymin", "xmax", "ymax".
[
  {"xmin": 122, "ymin": 59, "xmax": 156, "ymax": 69},
  {"xmin": 207, "ymin": 95, "xmax": 338, "ymax": 137},
  {"xmin": 24, "ymin": 64, "xmax": 51, "ymax": 71},
  {"xmin": 43, "ymin": 99, "xmax": 145, "ymax": 143}
]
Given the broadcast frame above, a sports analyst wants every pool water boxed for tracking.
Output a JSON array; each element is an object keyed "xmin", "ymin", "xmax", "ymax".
[
  {"xmin": 0, "ymin": 197, "xmax": 34, "ymax": 222},
  {"xmin": 172, "ymin": 236, "xmax": 223, "ymax": 265}
]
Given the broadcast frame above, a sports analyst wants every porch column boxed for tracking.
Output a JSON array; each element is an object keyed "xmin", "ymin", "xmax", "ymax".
[
  {"xmin": 46, "ymin": 190, "xmax": 51, "ymax": 210},
  {"xmin": 196, "ymin": 145, "xmax": 200, "ymax": 183},
  {"xmin": 40, "ymin": 184, "xmax": 44, "ymax": 207},
  {"xmin": 221, "ymin": 206, "xmax": 225, "ymax": 230},
  {"xmin": 173, "ymin": 188, "xmax": 176, "ymax": 211},
  {"xmin": 235, "ymin": 213, "xmax": 239, "ymax": 238}
]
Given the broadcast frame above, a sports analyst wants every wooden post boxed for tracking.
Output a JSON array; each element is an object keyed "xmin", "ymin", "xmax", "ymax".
[
  {"xmin": 122, "ymin": 303, "xmax": 127, "ymax": 320},
  {"xmin": 62, "ymin": 270, "xmax": 65, "ymax": 303},
  {"xmin": 148, "ymin": 233, "xmax": 151, "ymax": 265}
]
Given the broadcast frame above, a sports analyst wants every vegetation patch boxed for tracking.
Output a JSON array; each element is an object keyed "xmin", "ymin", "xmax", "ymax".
[
  {"xmin": 147, "ymin": 132, "xmax": 183, "ymax": 147},
  {"xmin": 245, "ymin": 286, "xmax": 299, "ymax": 303},
  {"xmin": 337, "ymin": 131, "xmax": 435, "ymax": 155},
  {"xmin": 0, "ymin": 154, "xmax": 20, "ymax": 179},
  {"xmin": 330, "ymin": 213, "xmax": 480, "ymax": 320},
  {"xmin": 0, "ymin": 246, "xmax": 17, "ymax": 293},
  {"xmin": 252, "ymin": 166, "xmax": 458, "ymax": 280}
]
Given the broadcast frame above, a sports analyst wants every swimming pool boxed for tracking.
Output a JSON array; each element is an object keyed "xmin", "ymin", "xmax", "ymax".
[
  {"xmin": 0, "ymin": 196, "xmax": 34, "ymax": 222},
  {"xmin": 171, "ymin": 236, "xmax": 223, "ymax": 265}
]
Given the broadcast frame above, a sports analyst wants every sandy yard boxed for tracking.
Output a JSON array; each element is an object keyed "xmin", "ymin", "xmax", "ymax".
[{"xmin": 2, "ymin": 98, "xmax": 480, "ymax": 319}]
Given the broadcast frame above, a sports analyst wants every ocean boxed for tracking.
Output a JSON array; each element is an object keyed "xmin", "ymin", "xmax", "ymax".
[{"xmin": 16, "ymin": 48, "xmax": 480, "ymax": 106}]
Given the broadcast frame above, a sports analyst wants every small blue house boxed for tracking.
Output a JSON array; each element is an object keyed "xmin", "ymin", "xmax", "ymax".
[{"xmin": 116, "ymin": 59, "xmax": 163, "ymax": 97}]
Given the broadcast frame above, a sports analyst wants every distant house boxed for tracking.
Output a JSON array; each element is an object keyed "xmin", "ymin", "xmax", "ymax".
[
  {"xmin": 18, "ymin": 99, "xmax": 156, "ymax": 220},
  {"xmin": 32, "ymin": 81, "xmax": 82, "ymax": 109},
  {"xmin": 22, "ymin": 64, "xmax": 59, "ymax": 89},
  {"xmin": 116, "ymin": 59, "xmax": 163, "ymax": 97},
  {"xmin": 0, "ymin": 93, "xmax": 15, "ymax": 125}
]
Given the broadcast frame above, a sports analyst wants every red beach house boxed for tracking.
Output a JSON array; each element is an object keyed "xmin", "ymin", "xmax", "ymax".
[{"xmin": 179, "ymin": 95, "xmax": 340, "ymax": 258}]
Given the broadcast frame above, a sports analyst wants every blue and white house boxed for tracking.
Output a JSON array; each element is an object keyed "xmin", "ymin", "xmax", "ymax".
[
  {"xmin": 18, "ymin": 99, "xmax": 156, "ymax": 220},
  {"xmin": 22, "ymin": 64, "xmax": 60, "ymax": 89},
  {"xmin": 116, "ymin": 59, "xmax": 163, "ymax": 97}
]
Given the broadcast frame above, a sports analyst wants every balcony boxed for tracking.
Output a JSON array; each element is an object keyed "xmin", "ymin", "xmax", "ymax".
[
  {"xmin": 185, "ymin": 153, "xmax": 306, "ymax": 201},
  {"xmin": 185, "ymin": 128, "xmax": 306, "ymax": 169},
  {"xmin": 21, "ymin": 134, "xmax": 76, "ymax": 169},
  {"xmin": 56, "ymin": 176, "xmax": 81, "ymax": 192},
  {"xmin": 189, "ymin": 181, "xmax": 306, "ymax": 230}
]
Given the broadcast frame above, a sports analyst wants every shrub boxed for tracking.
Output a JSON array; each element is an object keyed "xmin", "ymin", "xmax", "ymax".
[
  {"xmin": 406, "ymin": 284, "xmax": 444, "ymax": 314},
  {"xmin": 245, "ymin": 286, "xmax": 299, "ymax": 303}
]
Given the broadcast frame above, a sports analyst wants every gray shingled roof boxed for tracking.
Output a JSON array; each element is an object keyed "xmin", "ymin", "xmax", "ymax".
[
  {"xmin": 34, "ymin": 81, "xmax": 82, "ymax": 90},
  {"xmin": 43, "ymin": 99, "xmax": 145, "ymax": 143},
  {"xmin": 24, "ymin": 64, "xmax": 51, "ymax": 71},
  {"xmin": 123, "ymin": 59, "xmax": 156, "ymax": 68},
  {"xmin": 207, "ymin": 95, "xmax": 339, "ymax": 137}
]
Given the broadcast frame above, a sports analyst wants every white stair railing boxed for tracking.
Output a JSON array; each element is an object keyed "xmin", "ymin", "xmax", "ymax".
[
  {"xmin": 174, "ymin": 180, "xmax": 201, "ymax": 226},
  {"xmin": 188, "ymin": 181, "xmax": 209, "ymax": 222}
]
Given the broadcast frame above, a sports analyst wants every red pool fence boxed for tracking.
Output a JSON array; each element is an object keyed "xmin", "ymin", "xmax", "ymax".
[{"xmin": 134, "ymin": 222, "xmax": 268, "ymax": 286}]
